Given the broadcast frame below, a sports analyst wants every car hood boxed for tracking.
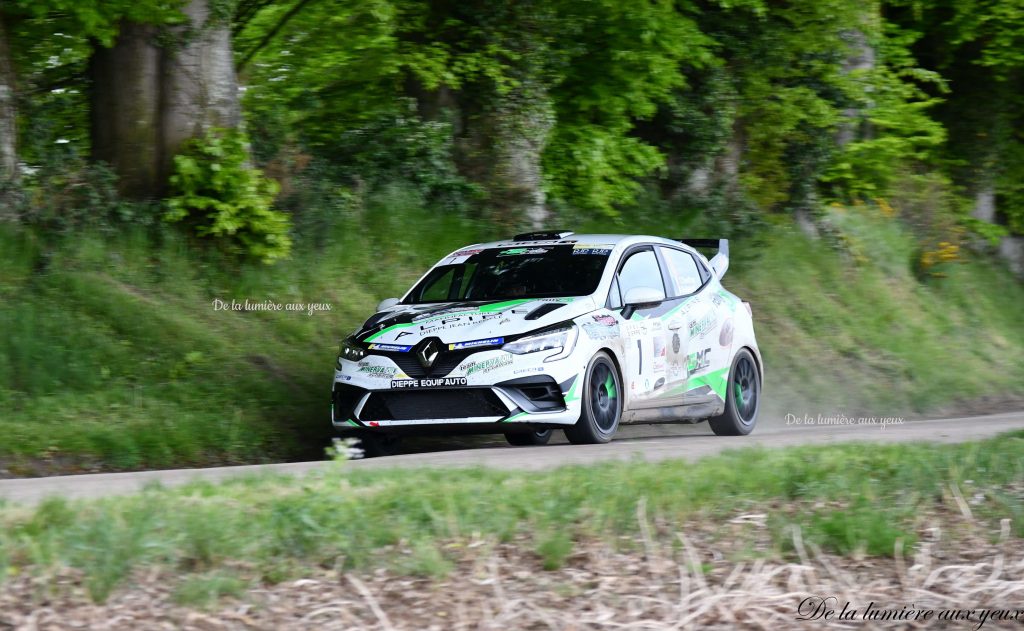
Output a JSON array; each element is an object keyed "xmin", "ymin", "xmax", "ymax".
[{"xmin": 354, "ymin": 297, "xmax": 598, "ymax": 347}]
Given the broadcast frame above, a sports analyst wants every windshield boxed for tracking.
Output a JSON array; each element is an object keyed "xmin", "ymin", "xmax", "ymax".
[{"xmin": 404, "ymin": 244, "xmax": 612, "ymax": 304}]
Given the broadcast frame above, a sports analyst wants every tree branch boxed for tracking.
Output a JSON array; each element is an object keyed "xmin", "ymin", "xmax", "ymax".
[
  {"xmin": 232, "ymin": 0, "xmax": 276, "ymax": 37},
  {"xmin": 235, "ymin": 0, "xmax": 315, "ymax": 73}
]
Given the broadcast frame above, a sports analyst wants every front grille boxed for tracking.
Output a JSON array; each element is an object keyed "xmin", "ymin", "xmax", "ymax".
[
  {"xmin": 360, "ymin": 389, "xmax": 509, "ymax": 421},
  {"xmin": 373, "ymin": 349, "xmax": 476, "ymax": 378}
]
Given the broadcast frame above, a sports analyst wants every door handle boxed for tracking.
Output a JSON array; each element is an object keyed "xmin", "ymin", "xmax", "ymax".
[{"xmin": 668, "ymin": 321, "xmax": 682, "ymax": 330}]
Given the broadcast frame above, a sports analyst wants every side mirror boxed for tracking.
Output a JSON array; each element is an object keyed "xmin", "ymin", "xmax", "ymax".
[
  {"xmin": 623, "ymin": 286, "xmax": 665, "ymax": 306},
  {"xmin": 621, "ymin": 286, "xmax": 665, "ymax": 319},
  {"xmin": 376, "ymin": 297, "xmax": 400, "ymax": 312}
]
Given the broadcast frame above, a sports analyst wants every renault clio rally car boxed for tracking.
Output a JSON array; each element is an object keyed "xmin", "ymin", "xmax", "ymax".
[{"xmin": 332, "ymin": 231, "xmax": 762, "ymax": 455}]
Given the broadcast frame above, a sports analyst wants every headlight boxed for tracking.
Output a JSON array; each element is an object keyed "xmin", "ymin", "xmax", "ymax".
[
  {"xmin": 338, "ymin": 337, "xmax": 366, "ymax": 364},
  {"xmin": 502, "ymin": 325, "xmax": 577, "ymax": 358}
]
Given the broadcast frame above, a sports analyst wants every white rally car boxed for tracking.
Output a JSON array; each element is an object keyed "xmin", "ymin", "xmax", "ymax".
[{"xmin": 333, "ymin": 231, "xmax": 762, "ymax": 455}]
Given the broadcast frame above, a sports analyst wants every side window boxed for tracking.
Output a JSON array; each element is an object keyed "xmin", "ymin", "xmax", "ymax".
[
  {"xmin": 607, "ymin": 276, "xmax": 622, "ymax": 309},
  {"xmin": 661, "ymin": 248, "xmax": 704, "ymax": 296},
  {"xmin": 693, "ymin": 256, "xmax": 711, "ymax": 284},
  {"xmin": 617, "ymin": 249, "xmax": 665, "ymax": 298}
]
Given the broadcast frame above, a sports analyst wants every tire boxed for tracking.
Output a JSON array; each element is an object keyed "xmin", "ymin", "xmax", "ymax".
[
  {"xmin": 564, "ymin": 351, "xmax": 622, "ymax": 444},
  {"xmin": 358, "ymin": 432, "xmax": 403, "ymax": 457},
  {"xmin": 505, "ymin": 429, "xmax": 553, "ymax": 446},
  {"xmin": 709, "ymin": 348, "xmax": 760, "ymax": 436}
]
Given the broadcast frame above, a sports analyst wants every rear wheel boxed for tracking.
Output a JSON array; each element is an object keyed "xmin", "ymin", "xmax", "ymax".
[
  {"xmin": 709, "ymin": 349, "xmax": 760, "ymax": 436},
  {"xmin": 504, "ymin": 429, "xmax": 553, "ymax": 446},
  {"xmin": 565, "ymin": 352, "xmax": 622, "ymax": 444}
]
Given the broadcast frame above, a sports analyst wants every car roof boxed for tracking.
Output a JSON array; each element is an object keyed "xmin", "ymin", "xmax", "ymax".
[{"xmin": 466, "ymin": 234, "xmax": 691, "ymax": 252}]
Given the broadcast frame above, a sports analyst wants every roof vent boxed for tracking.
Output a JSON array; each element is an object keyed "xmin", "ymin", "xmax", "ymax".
[{"xmin": 511, "ymin": 230, "xmax": 575, "ymax": 241}]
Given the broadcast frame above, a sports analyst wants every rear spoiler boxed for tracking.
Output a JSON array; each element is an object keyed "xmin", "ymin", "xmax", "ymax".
[{"xmin": 677, "ymin": 238, "xmax": 729, "ymax": 279}]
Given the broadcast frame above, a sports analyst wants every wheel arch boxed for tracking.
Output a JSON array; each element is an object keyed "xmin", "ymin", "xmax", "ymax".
[
  {"xmin": 738, "ymin": 344, "xmax": 764, "ymax": 390},
  {"xmin": 595, "ymin": 345, "xmax": 628, "ymax": 407}
]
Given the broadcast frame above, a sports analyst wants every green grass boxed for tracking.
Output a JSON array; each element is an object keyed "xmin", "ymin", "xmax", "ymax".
[
  {"xmin": 172, "ymin": 571, "xmax": 249, "ymax": 609},
  {"xmin": 1, "ymin": 433, "xmax": 1021, "ymax": 603},
  {"xmin": 1, "ymin": 197, "xmax": 1023, "ymax": 470}
]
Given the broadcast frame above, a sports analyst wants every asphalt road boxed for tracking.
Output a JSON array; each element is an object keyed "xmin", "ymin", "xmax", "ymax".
[{"xmin": 1, "ymin": 411, "xmax": 1022, "ymax": 505}]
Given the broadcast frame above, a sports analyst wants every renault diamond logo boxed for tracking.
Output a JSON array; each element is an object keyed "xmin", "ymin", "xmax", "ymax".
[{"xmin": 417, "ymin": 339, "xmax": 441, "ymax": 369}]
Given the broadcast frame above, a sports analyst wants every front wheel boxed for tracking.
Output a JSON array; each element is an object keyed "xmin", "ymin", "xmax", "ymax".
[
  {"xmin": 504, "ymin": 429, "xmax": 553, "ymax": 446},
  {"xmin": 709, "ymin": 348, "xmax": 760, "ymax": 436},
  {"xmin": 565, "ymin": 352, "xmax": 622, "ymax": 444}
]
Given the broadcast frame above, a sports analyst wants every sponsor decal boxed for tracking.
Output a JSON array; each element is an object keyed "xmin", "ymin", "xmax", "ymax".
[
  {"xmin": 572, "ymin": 244, "xmax": 613, "ymax": 256},
  {"xmin": 452, "ymin": 249, "xmax": 483, "ymax": 257},
  {"xmin": 719, "ymin": 318, "xmax": 735, "ymax": 347},
  {"xmin": 582, "ymin": 322, "xmax": 620, "ymax": 341},
  {"xmin": 357, "ymin": 365, "xmax": 397, "ymax": 378},
  {"xmin": 449, "ymin": 337, "xmax": 504, "ymax": 351},
  {"xmin": 367, "ymin": 343, "xmax": 412, "ymax": 352},
  {"xmin": 463, "ymin": 355, "xmax": 514, "ymax": 376},
  {"xmin": 498, "ymin": 247, "xmax": 549, "ymax": 256},
  {"xmin": 514, "ymin": 367, "xmax": 545, "ymax": 375},
  {"xmin": 672, "ymin": 332, "xmax": 681, "ymax": 354},
  {"xmin": 653, "ymin": 337, "xmax": 667, "ymax": 373},
  {"xmin": 624, "ymin": 322, "xmax": 649, "ymax": 336},
  {"xmin": 591, "ymin": 314, "xmax": 617, "ymax": 326},
  {"xmin": 715, "ymin": 289, "xmax": 739, "ymax": 311},
  {"xmin": 412, "ymin": 307, "xmax": 482, "ymax": 323},
  {"xmin": 688, "ymin": 313, "xmax": 717, "ymax": 339},
  {"xmin": 686, "ymin": 348, "xmax": 711, "ymax": 374},
  {"xmin": 391, "ymin": 377, "xmax": 469, "ymax": 388}
]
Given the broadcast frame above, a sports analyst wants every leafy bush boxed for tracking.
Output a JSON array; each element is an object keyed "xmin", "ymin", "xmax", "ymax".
[
  {"xmin": 166, "ymin": 129, "xmax": 292, "ymax": 263},
  {"xmin": 4, "ymin": 159, "xmax": 161, "ymax": 235},
  {"xmin": 314, "ymin": 101, "xmax": 480, "ymax": 212}
]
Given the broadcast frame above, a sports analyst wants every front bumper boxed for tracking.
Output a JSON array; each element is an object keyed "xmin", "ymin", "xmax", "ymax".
[
  {"xmin": 332, "ymin": 375, "xmax": 580, "ymax": 429},
  {"xmin": 332, "ymin": 349, "xmax": 583, "ymax": 430}
]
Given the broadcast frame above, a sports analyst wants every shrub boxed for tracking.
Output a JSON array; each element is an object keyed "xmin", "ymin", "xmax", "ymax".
[{"xmin": 165, "ymin": 129, "xmax": 292, "ymax": 263}]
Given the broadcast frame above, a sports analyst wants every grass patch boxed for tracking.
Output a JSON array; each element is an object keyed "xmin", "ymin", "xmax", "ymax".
[
  {"xmin": 0, "ymin": 433, "xmax": 1021, "ymax": 603},
  {"xmin": 172, "ymin": 571, "xmax": 249, "ymax": 609}
]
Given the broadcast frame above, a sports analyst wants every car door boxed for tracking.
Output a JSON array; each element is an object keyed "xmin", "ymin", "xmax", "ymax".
[
  {"xmin": 614, "ymin": 247, "xmax": 670, "ymax": 409},
  {"xmin": 657, "ymin": 247, "xmax": 718, "ymax": 406}
]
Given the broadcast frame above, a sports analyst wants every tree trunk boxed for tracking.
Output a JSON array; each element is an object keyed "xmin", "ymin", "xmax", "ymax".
[
  {"xmin": 456, "ymin": 79, "xmax": 553, "ymax": 229},
  {"xmin": 90, "ymin": 0, "xmax": 242, "ymax": 199},
  {"xmin": 90, "ymin": 23, "xmax": 162, "ymax": 198},
  {"xmin": 159, "ymin": 0, "xmax": 241, "ymax": 180},
  {"xmin": 488, "ymin": 79, "xmax": 553, "ymax": 229},
  {"xmin": 0, "ymin": 16, "xmax": 18, "ymax": 185},
  {"xmin": 837, "ymin": 27, "xmax": 876, "ymax": 148}
]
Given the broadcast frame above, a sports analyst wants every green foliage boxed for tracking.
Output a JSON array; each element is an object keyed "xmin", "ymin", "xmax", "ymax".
[
  {"xmin": 316, "ymin": 101, "xmax": 480, "ymax": 211},
  {"xmin": 166, "ymin": 129, "xmax": 292, "ymax": 263},
  {"xmin": 822, "ymin": 24, "xmax": 948, "ymax": 200},
  {"xmin": 887, "ymin": 0, "xmax": 1024, "ymax": 234}
]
